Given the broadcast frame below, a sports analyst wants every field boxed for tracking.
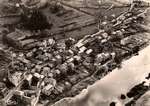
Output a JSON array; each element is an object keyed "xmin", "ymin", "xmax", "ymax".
[{"xmin": 0, "ymin": 0, "xmax": 150, "ymax": 106}]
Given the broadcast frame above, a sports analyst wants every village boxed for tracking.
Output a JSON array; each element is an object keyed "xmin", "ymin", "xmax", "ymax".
[{"xmin": 0, "ymin": 0, "xmax": 150, "ymax": 106}]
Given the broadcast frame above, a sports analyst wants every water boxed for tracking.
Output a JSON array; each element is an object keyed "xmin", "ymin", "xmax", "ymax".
[
  {"xmin": 52, "ymin": 44, "xmax": 150, "ymax": 106},
  {"xmin": 74, "ymin": 44, "xmax": 150, "ymax": 106}
]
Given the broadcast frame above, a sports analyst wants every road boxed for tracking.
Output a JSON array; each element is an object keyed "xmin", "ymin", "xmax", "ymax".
[
  {"xmin": 52, "ymin": 42, "xmax": 150, "ymax": 106},
  {"xmin": 82, "ymin": 43, "xmax": 150, "ymax": 106}
]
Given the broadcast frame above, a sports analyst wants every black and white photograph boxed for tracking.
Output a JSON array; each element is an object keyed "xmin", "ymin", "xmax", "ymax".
[{"xmin": 0, "ymin": 0, "xmax": 150, "ymax": 106}]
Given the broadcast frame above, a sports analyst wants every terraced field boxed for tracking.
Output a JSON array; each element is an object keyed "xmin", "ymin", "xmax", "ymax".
[{"xmin": 0, "ymin": 0, "xmax": 150, "ymax": 106}]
